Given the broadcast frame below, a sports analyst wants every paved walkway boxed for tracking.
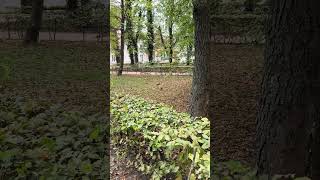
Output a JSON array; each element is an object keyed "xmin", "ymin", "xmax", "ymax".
[{"xmin": 110, "ymin": 71, "xmax": 192, "ymax": 76}]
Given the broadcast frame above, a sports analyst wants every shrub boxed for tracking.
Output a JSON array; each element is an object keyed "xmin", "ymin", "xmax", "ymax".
[
  {"xmin": 0, "ymin": 96, "xmax": 108, "ymax": 179},
  {"xmin": 111, "ymin": 94, "xmax": 210, "ymax": 179}
]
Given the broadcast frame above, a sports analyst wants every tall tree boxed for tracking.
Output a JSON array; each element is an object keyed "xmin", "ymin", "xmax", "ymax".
[
  {"xmin": 117, "ymin": 0, "xmax": 125, "ymax": 76},
  {"xmin": 256, "ymin": 0, "xmax": 320, "ymax": 178},
  {"xmin": 110, "ymin": 1, "xmax": 121, "ymax": 64},
  {"xmin": 125, "ymin": 0, "xmax": 142, "ymax": 64},
  {"xmin": 146, "ymin": 0, "xmax": 154, "ymax": 63},
  {"xmin": 133, "ymin": 9, "xmax": 143, "ymax": 64},
  {"xmin": 125, "ymin": 0, "xmax": 135, "ymax": 65},
  {"xmin": 189, "ymin": 0, "xmax": 210, "ymax": 117},
  {"xmin": 158, "ymin": 0, "xmax": 176, "ymax": 63},
  {"xmin": 24, "ymin": 0, "xmax": 44, "ymax": 44}
]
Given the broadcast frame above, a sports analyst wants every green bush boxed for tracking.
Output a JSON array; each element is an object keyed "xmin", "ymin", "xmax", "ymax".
[
  {"xmin": 0, "ymin": 96, "xmax": 108, "ymax": 179},
  {"xmin": 111, "ymin": 94, "xmax": 210, "ymax": 179}
]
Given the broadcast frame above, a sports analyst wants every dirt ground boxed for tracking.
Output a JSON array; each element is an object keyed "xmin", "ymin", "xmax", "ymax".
[
  {"xmin": 111, "ymin": 75, "xmax": 192, "ymax": 112},
  {"xmin": 0, "ymin": 41, "xmax": 109, "ymax": 113},
  {"xmin": 209, "ymin": 44, "xmax": 264, "ymax": 166},
  {"xmin": 1, "ymin": 41, "xmax": 264, "ymax": 177}
]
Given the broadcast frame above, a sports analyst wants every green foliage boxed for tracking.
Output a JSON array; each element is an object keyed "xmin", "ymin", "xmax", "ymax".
[
  {"xmin": 111, "ymin": 94, "xmax": 210, "ymax": 179},
  {"xmin": 0, "ymin": 96, "xmax": 108, "ymax": 179},
  {"xmin": 155, "ymin": 0, "xmax": 194, "ymax": 62}
]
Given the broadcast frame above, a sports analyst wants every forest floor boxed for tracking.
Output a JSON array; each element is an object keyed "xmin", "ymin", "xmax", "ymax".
[
  {"xmin": 0, "ymin": 40, "xmax": 264, "ymax": 178},
  {"xmin": 0, "ymin": 41, "xmax": 108, "ymax": 113},
  {"xmin": 111, "ymin": 43, "xmax": 264, "ymax": 167},
  {"xmin": 0, "ymin": 41, "xmax": 112, "ymax": 177}
]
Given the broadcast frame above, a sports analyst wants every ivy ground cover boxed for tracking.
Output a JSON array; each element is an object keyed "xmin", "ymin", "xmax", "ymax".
[
  {"xmin": 0, "ymin": 96, "xmax": 108, "ymax": 179},
  {"xmin": 111, "ymin": 94, "xmax": 210, "ymax": 179}
]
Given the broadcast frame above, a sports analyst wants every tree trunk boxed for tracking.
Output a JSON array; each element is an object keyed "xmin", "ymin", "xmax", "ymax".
[
  {"xmin": 186, "ymin": 43, "xmax": 192, "ymax": 65},
  {"xmin": 133, "ymin": 10, "xmax": 142, "ymax": 64},
  {"xmin": 256, "ymin": 0, "xmax": 320, "ymax": 178},
  {"xmin": 189, "ymin": 0, "xmax": 210, "ymax": 118},
  {"xmin": 147, "ymin": 0, "xmax": 154, "ymax": 63},
  {"xmin": 125, "ymin": 0, "xmax": 135, "ymax": 65},
  {"xmin": 133, "ymin": 40, "xmax": 139, "ymax": 64},
  {"xmin": 24, "ymin": 0, "xmax": 44, "ymax": 44},
  {"xmin": 168, "ymin": 19, "xmax": 174, "ymax": 63},
  {"xmin": 117, "ymin": 0, "xmax": 125, "ymax": 76},
  {"xmin": 115, "ymin": 36, "xmax": 121, "ymax": 64}
]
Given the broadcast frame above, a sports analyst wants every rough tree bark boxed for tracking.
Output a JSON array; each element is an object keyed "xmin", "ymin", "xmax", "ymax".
[
  {"xmin": 24, "ymin": 0, "xmax": 44, "ymax": 44},
  {"xmin": 189, "ymin": 0, "xmax": 210, "ymax": 118},
  {"xmin": 256, "ymin": 0, "xmax": 320, "ymax": 178},
  {"xmin": 117, "ymin": 0, "xmax": 125, "ymax": 76},
  {"xmin": 105, "ymin": 1, "xmax": 110, "ymax": 178},
  {"xmin": 147, "ymin": 0, "xmax": 154, "ymax": 63}
]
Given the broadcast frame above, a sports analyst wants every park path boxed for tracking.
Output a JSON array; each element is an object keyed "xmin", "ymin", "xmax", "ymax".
[
  {"xmin": 110, "ymin": 71, "xmax": 192, "ymax": 76},
  {"xmin": 0, "ymin": 31, "xmax": 105, "ymax": 42}
]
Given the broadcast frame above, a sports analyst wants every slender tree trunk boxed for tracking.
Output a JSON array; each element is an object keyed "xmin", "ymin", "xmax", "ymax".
[
  {"xmin": 133, "ymin": 40, "xmax": 139, "ymax": 64},
  {"xmin": 125, "ymin": 0, "xmax": 135, "ymax": 65},
  {"xmin": 190, "ymin": 0, "xmax": 210, "ymax": 117},
  {"xmin": 115, "ymin": 36, "xmax": 121, "ymax": 64},
  {"xmin": 147, "ymin": 0, "xmax": 154, "ymax": 63},
  {"xmin": 129, "ymin": 50, "xmax": 134, "ymax": 65},
  {"xmin": 168, "ymin": 17, "xmax": 174, "ymax": 63},
  {"xmin": 133, "ymin": 10, "xmax": 142, "ymax": 64},
  {"xmin": 158, "ymin": 26, "xmax": 168, "ymax": 61},
  {"xmin": 24, "ymin": 0, "xmax": 44, "ymax": 44},
  {"xmin": 256, "ymin": 0, "xmax": 320, "ymax": 178},
  {"xmin": 186, "ymin": 43, "xmax": 193, "ymax": 65},
  {"xmin": 117, "ymin": 0, "xmax": 125, "ymax": 76}
]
